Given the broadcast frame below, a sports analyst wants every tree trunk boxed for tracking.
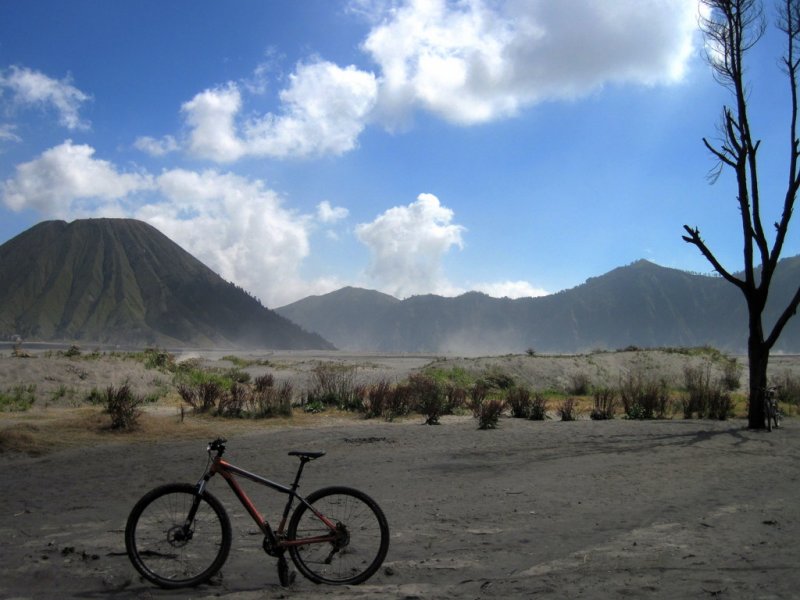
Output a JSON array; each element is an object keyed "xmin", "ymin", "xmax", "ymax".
[{"xmin": 747, "ymin": 336, "xmax": 769, "ymax": 429}]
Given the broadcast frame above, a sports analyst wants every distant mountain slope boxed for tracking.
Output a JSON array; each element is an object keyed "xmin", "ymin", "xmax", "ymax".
[
  {"xmin": 0, "ymin": 219, "xmax": 333, "ymax": 349},
  {"xmin": 277, "ymin": 258, "xmax": 800, "ymax": 354}
]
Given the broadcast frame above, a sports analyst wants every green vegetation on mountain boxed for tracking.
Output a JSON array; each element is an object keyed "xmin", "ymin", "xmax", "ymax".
[{"xmin": 0, "ymin": 219, "xmax": 333, "ymax": 350}]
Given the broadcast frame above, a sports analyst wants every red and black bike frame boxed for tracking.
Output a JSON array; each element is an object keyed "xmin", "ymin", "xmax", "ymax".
[{"xmin": 193, "ymin": 455, "xmax": 338, "ymax": 550}]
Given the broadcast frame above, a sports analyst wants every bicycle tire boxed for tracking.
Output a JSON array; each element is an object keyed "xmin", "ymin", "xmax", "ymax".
[
  {"xmin": 125, "ymin": 483, "xmax": 232, "ymax": 589},
  {"xmin": 287, "ymin": 486, "xmax": 389, "ymax": 585}
]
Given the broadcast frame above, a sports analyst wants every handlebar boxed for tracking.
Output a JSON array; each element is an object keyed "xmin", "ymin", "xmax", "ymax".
[{"xmin": 208, "ymin": 437, "xmax": 227, "ymax": 456}]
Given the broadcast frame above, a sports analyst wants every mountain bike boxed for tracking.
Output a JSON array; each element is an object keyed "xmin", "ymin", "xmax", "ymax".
[
  {"xmin": 125, "ymin": 438, "xmax": 390, "ymax": 589},
  {"xmin": 764, "ymin": 386, "xmax": 781, "ymax": 431}
]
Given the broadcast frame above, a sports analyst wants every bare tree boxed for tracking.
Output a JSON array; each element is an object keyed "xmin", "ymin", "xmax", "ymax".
[{"xmin": 683, "ymin": 0, "xmax": 800, "ymax": 429}]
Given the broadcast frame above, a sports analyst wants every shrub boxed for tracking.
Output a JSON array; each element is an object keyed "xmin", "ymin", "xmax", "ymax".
[
  {"xmin": 384, "ymin": 383, "xmax": 412, "ymax": 421},
  {"xmin": 254, "ymin": 373, "xmax": 275, "ymax": 392},
  {"xmin": 248, "ymin": 381, "xmax": 293, "ymax": 418},
  {"xmin": 362, "ymin": 379, "xmax": 393, "ymax": 419},
  {"xmin": 0, "ymin": 385, "xmax": 36, "ymax": 411},
  {"xmin": 772, "ymin": 371, "xmax": 800, "ymax": 406},
  {"xmin": 475, "ymin": 397, "xmax": 506, "ymax": 429},
  {"xmin": 468, "ymin": 381, "xmax": 489, "ymax": 417},
  {"xmin": 217, "ymin": 382, "xmax": 247, "ymax": 417},
  {"xmin": 408, "ymin": 374, "xmax": 445, "ymax": 425},
  {"xmin": 619, "ymin": 371, "xmax": 671, "ymax": 419},
  {"xmin": 558, "ymin": 397, "xmax": 579, "ymax": 421},
  {"xmin": 444, "ymin": 384, "xmax": 468, "ymax": 413},
  {"xmin": 528, "ymin": 392, "xmax": 548, "ymax": 420},
  {"xmin": 720, "ymin": 357, "xmax": 742, "ymax": 391},
  {"xmin": 590, "ymin": 387, "xmax": 617, "ymax": 420},
  {"xmin": 507, "ymin": 386, "xmax": 533, "ymax": 418},
  {"xmin": 306, "ymin": 363, "xmax": 359, "ymax": 410},
  {"xmin": 178, "ymin": 380, "xmax": 223, "ymax": 413},
  {"xmin": 682, "ymin": 363, "xmax": 732, "ymax": 420},
  {"xmin": 567, "ymin": 372, "xmax": 592, "ymax": 396},
  {"xmin": 105, "ymin": 383, "xmax": 144, "ymax": 430},
  {"xmin": 143, "ymin": 348, "xmax": 175, "ymax": 371}
]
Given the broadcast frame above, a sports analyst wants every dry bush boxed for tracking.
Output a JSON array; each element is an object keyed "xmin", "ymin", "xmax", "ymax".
[
  {"xmin": 528, "ymin": 392, "xmax": 548, "ymax": 420},
  {"xmin": 567, "ymin": 372, "xmax": 592, "ymax": 396},
  {"xmin": 558, "ymin": 397, "xmax": 579, "ymax": 422},
  {"xmin": 772, "ymin": 371, "xmax": 800, "ymax": 406},
  {"xmin": 254, "ymin": 373, "xmax": 275, "ymax": 392},
  {"xmin": 363, "ymin": 379, "xmax": 393, "ymax": 419},
  {"xmin": 444, "ymin": 383, "xmax": 468, "ymax": 413},
  {"xmin": 475, "ymin": 397, "xmax": 506, "ymax": 429},
  {"xmin": 619, "ymin": 371, "xmax": 671, "ymax": 419},
  {"xmin": 507, "ymin": 386, "xmax": 533, "ymax": 418},
  {"xmin": 105, "ymin": 383, "xmax": 144, "ymax": 430},
  {"xmin": 384, "ymin": 383, "xmax": 412, "ymax": 421},
  {"xmin": 306, "ymin": 363, "xmax": 359, "ymax": 410},
  {"xmin": 590, "ymin": 387, "xmax": 617, "ymax": 420},
  {"xmin": 468, "ymin": 381, "xmax": 489, "ymax": 417},
  {"xmin": 217, "ymin": 382, "xmax": 246, "ymax": 417},
  {"xmin": 178, "ymin": 381, "xmax": 223, "ymax": 413},
  {"xmin": 682, "ymin": 364, "xmax": 732, "ymax": 420},
  {"xmin": 248, "ymin": 381, "xmax": 293, "ymax": 418},
  {"xmin": 407, "ymin": 374, "xmax": 445, "ymax": 425}
]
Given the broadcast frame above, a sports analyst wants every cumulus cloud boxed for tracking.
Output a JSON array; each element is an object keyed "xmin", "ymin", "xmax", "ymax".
[
  {"xmin": 179, "ymin": 60, "xmax": 378, "ymax": 162},
  {"xmin": 0, "ymin": 66, "xmax": 91, "ymax": 130},
  {"xmin": 355, "ymin": 193, "xmax": 465, "ymax": 297},
  {"xmin": 182, "ymin": 84, "xmax": 245, "ymax": 162},
  {"xmin": 317, "ymin": 200, "xmax": 349, "ymax": 223},
  {"xmin": 363, "ymin": 0, "xmax": 702, "ymax": 125},
  {"xmin": 0, "ymin": 142, "xmax": 335, "ymax": 306},
  {"xmin": 1, "ymin": 140, "xmax": 152, "ymax": 217},
  {"xmin": 135, "ymin": 1, "xmax": 700, "ymax": 161}
]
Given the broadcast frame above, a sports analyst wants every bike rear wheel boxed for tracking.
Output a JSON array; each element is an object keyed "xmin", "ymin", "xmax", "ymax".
[
  {"xmin": 287, "ymin": 486, "xmax": 389, "ymax": 585},
  {"xmin": 125, "ymin": 483, "xmax": 231, "ymax": 588}
]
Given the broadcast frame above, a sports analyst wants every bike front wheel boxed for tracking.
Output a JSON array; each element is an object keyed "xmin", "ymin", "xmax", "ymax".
[
  {"xmin": 125, "ymin": 483, "xmax": 232, "ymax": 589},
  {"xmin": 287, "ymin": 486, "xmax": 389, "ymax": 585}
]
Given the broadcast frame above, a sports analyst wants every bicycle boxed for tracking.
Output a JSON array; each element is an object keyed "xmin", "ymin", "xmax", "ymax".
[
  {"xmin": 125, "ymin": 438, "xmax": 390, "ymax": 589},
  {"xmin": 764, "ymin": 386, "xmax": 781, "ymax": 431}
]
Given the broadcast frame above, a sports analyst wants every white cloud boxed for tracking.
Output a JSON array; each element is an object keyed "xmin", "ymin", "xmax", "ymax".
[
  {"xmin": 363, "ymin": 0, "xmax": 702, "ymax": 125},
  {"xmin": 317, "ymin": 200, "xmax": 349, "ymax": 223},
  {"xmin": 134, "ymin": 134, "xmax": 179, "ymax": 157},
  {"xmin": 180, "ymin": 60, "xmax": 378, "ymax": 162},
  {"xmin": 0, "ymin": 141, "xmax": 336, "ymax": 306},
  {"xmin": 0, "ymin": 123, "xmax": 21, "ymax": 143},
  {"xmin": 472, "ymin": 280, "xmax": 549, "ymax": 299},
  {"xmin": 1, "ymin": 66, "xmax": 91, "ymax": 130},
  {"xmin": 1, "ymin": 140, "xmax": 152, "ymax": 217},
  {"xmin": 355, "ymin": 192, "xmax": 465, "ymax": 297},
  {"xmin": 181, "ymin": 84, "xmax": 245, "ymax": 162}
]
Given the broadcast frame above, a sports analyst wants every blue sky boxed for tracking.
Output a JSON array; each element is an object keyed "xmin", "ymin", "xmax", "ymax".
[{"xmin": 0, "ymin": 0, "xmax": 797, "ymax": 307}]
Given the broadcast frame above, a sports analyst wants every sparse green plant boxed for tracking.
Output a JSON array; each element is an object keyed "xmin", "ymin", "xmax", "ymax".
[
  {"xmin": 558, "ymin": 397, "xmax": 579, "ymax": 421},
  {"xmin": 590, "ymin": 387, "xmax": 617, "ymax": 420},
  {"xmin": 142, "ymin": 348, "xmax": 175, "ymax": 371},
  {"xmin": 482, "ymin": 369, "xmax": 515, "ymax": 390},
  {"xmin": 0, "ymin": 385, "xmax": 36, "ymax": 411},
  {"xmin": 64, "ymin": 344, "xmax": 81, "ymax": 358},
  {"xmin": 85, "ymin": 387, "xmax": 105, "ymax": 405},
  {"xmin": 303, "ymin": 399, "xmax": 326, "ymax": 414},
  {"xmin": 526, "ymin": 347, "xmax": 536, "ymax": 357},
  {"xmin": 226, "ymin": 368, "xmax": 251, "ymax": 385},
  {"xmin": 105, "ymin": 383, "xmax": 144, "ymax": 430}
]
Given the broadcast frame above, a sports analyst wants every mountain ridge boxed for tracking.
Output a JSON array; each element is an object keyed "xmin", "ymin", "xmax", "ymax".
[{"xmin": 277, "ymin": 257, "xmax": 800, "ymax": 354}]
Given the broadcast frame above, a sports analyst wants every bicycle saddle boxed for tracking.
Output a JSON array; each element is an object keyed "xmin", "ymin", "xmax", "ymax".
[{"xmin": 288, "ymin": 450, "xmax": 326, "ymax": 460}]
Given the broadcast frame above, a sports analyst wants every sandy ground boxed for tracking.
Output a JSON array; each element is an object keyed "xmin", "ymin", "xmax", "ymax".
[{"xmin": 1, "ymin": 349, "xmax": 799, "ymax": 599}]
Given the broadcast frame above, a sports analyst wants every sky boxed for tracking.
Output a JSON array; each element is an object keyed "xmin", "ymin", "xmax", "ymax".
[{"xmin": 1, "ymin": 0, "xmax": 798, "ymax": 308}]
